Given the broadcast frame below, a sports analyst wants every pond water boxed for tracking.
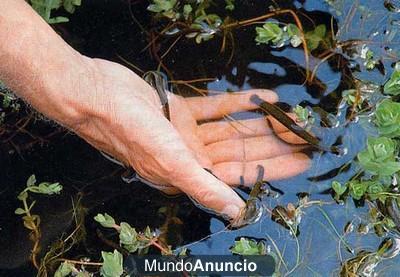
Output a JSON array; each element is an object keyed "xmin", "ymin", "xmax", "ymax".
[{"xmin": 1, "ymin": 0, "xmax": 400, "ymax": 276}]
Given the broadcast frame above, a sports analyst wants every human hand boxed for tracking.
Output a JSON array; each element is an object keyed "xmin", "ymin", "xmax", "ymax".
[{"xmin": 72, "ymin": 58, "xmax": 310, "ymax": 221}]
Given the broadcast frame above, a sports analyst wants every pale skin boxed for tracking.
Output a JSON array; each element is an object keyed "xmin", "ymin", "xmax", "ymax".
[{"xmin": 0, "ymin": 1, "xmax": 310, "ymax": 220}]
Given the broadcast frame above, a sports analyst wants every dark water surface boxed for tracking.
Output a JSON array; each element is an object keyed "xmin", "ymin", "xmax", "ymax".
[{"xmin": 1, "ymin": 0, "xmax": 400, "ymax": 276}]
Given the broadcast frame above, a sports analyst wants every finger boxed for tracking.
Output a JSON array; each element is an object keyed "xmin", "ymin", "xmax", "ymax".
[
  {"xmin": 186, "ymin": 89, "xmax": 278, "ymax": 121},
  {"xmin": 169, "ymin": 94, "xmax": 213, "ymax": 169},
  {"xmin": 206, "ymin": 134, "xmax": 307, "ymax": 164},
  {"xmin": 212, "ymin": 153, "xmax": 310, "ymax": 186},
  {"xmin": 172, "ymin": 165, "xmax": 246, "ymax": 219},
  {"xmin": 198, "ymin": 114, "xmax": 306, "ymax": 145}
]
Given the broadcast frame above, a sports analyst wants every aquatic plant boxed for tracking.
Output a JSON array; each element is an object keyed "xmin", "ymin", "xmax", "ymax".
[
  {"xmin": 357, "ymin": 136, "xmax": 400, "ymax": 177},
  {"xmin": 15, "ymin": 175, "xmax": 63, "ymax": 269},
  {"xmin": 29, "ymin": 0, "xmax": 82, "ymax": 24},
  {"xmin": 230, "ymin": 238, "xmax": 267, "ymax": 255},
  {"xmin": 52, "ymin": 212, "xmax": 178, "ymax": 276},
  {"xmin": 256, "ymin": 22, "xmax": 326, "ymax": 51},
  {"xmin": 384, "ymin": 69, "xmax": 400, "ymax": 95},
  {"xmin": 374, "ymin": 99, "xmax": 400, "ymax": 138},
  {"xmin": 94, "ymin": 213, "xmax": 172, "ymax": 255}
]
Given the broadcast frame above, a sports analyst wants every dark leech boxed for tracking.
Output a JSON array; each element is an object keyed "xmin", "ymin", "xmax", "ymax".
[
  {"xmin": 250, "ymin": 94, "xmax": 342, "ymax": 154},
  {"xmin": 231, "ymin": 165, "xmax": 266, "ymax": 229},
  {"xmin": 143, "ymin": 71, "xmax": 171, "ymax": 120}
]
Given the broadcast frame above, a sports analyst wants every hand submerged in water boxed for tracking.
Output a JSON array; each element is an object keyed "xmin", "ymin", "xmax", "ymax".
[
  {"xmin": 67, "ymin": 59, "xmax": 311, "ymax": 220},
  {"xmin": 0, "ymin": 0, "xmax": 310, "ymax": 221}
]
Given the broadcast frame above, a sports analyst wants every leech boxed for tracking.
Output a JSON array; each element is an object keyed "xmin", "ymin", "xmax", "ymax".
[
  {"xmin": 250, "ymin": 94, "xmax": 341, "ymax": 154},
  {"xmin": 143, "ymin": 71, "xmax": 171, "ymax": 120}
]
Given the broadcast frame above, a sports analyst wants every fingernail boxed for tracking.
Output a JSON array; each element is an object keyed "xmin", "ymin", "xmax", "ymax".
[{"xmin": 222, "ymin": 204, "xmax": 241, "ymax": 219}]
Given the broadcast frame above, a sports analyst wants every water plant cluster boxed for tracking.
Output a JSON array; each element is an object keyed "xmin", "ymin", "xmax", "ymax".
[{"xmin": 331, "ymin": 69, "xmax": 400, "ymax": 232}]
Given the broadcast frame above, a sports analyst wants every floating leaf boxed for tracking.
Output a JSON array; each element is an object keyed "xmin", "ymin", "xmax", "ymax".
[
  {"xmin": 374, "ymin": 99, "xmax": 400, "ymax": 138},
  {"xmin": 384, "ymin": 70, "xmax": 400, "ymax": 95},
  {"xmin": 367, "ymin": 182, "xmax": 385, "ymax": 201},
  {"xmin": 348, "ymin": 181, "xmax": 368, "ymax": 200},
  {"xmin": 100, "ymin": 250, "xmax": 124, "ymax": 277},
  {"xmin": 357, "ymin": 137, "xmax": 400, "ymax": 176},
  {"xmin": 255, "ymin": 22, "xmax": 284, "ymax": 45},
  {"xmin": 119, "ymin": 222, "xmax": 138, "ymax": 246},
  {"xmin": 54, "ymin": 261, "xmax": 75, "ymax": 277},
  {"xmin": 332, "ymin": 181, "xmax": 347, "ymax": 198},
  {"xmin": 230, "ymin": 238, "xmax": 266, "ymax": 255},
  {"xmin": 94, "ymin": 213, "xmax": 116, "ymax": 228}
]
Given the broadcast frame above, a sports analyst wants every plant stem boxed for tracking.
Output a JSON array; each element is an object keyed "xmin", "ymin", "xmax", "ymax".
[{"xmin": 59, "ymin": 258, "xmax": 103, "ymax": 266}]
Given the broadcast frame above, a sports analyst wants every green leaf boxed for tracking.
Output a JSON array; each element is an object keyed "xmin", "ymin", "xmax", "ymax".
[
  {"xmin": 255, "ymin": 22, "xmax": 284, "ymax": 45},
  {"xmin": 119, "ymin": 222, "xmax": 138, "ymax": 246},
  {"xmin": 374, "ymin": 99, "xmax": 400, "ymax": 138},
  {"xmin": 383, "ymin": 217, "xmax": 396, "ymax": 229},
  {"xmin": 144, "ymin": 226, "xmax": 153, "ymax": 238},
  {"xmin": 305, "ymin": 24, "xmax": 326, "ymax": 51},
  {"xmin": 367, "ymin": 182, "xmax": 385, "ymax": 201},
  {"xmin": 357, "ymin": 137, "xmax": 400, "ymax": 176},
  {"xmin": 225, "ymin": 0, "xmax": 235, "ymax": 11},
  {"xmin": 54, "ymin": 261, "xmax": 75, "ymax": 277},
  {"xmin": 147, "ymin": 0, "xmax": 176, "ymax": 13},
  {"xmin": 293, "ymin": 105, "xmax": 309, "ymax": 123},
  {"xmin": 230, "ymin": 237, "xmax": 266, "ymax": 255},
  {"xmin": 342, "ymin": 89, "xmax": 358, "ymax": 106},
  {"xmin": 287, "ymin": 24, "xmax": 302, "ymax": 47},
  {"xmin": 332, "ymin": 181, "xmax": 347, "ymax": 197},
  {"xmin": 29, "ymin": 0, "xmax": 76, "ymax": 24},
  {"xmin": 348, "ymin": 181, "xmax": 368, "ymax": 200},
  {"xmin": 63, "ymin": 0, "xmax": 81, "ymax": 14},
  {"xmin": 94, "ymin": 213, "xmax": 116, "ymax": 228},
  {"xmin": 14, "ymin": 208, "xmax": 26, "ymax": 215},
  {"xmin": 314, "ymin": 25, "xmax": 326, "ymax": 37},
  {"xmin": 183, "ymin": 4, "xmax": 192, "ymax": 20},
  {"xmin": 384, "ymin": 70, "xmax": 400, "ymax": 95},
  {"xmin": 100, "ymin": 250, "xmax": 124, "ymax": 277},
  {"xmin": 17, "ymin": 191, "xmax": 28, "ymax": 201},
  {"xmin": 28, "ymin": 182, "xmax": 63, "ymax": 195},
  {"xmin": 27, "ymin": 175, "xmax": 36, "ymax": 187}
]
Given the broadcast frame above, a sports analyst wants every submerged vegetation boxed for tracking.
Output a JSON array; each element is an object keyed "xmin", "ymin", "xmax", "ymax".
[{"xmin": 15, "ymin": 175, "xmax": 63, "ymax": 269}]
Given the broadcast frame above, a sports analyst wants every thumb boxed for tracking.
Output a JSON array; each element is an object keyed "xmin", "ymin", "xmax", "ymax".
[{"xmin": 172, "ymin": 164, "xmax": 246, "ymax": 220}]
